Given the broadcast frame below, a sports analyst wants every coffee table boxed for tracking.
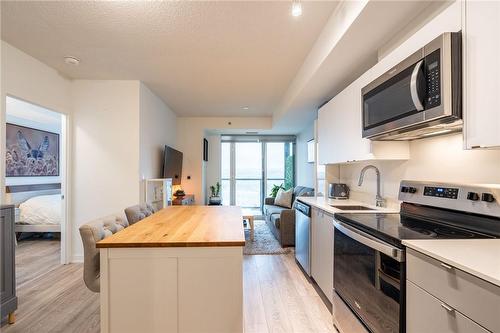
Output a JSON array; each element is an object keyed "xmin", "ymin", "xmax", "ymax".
[{"xmin": 241, "ymin": 210, "xmax": 255, "ymax": 241}]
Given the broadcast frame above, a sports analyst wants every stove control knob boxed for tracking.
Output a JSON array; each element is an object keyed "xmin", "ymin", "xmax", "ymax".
[
  {"xmin": 401, "ymin": 186, "xmax": 409, "ymax": 193},
  {"xmin": 408, "ymin": 187, "xmax": 417, "ymax": 194},
  {"xmin": 467, "ymin": 192, "xmax": 480, "ymax": 201},
  {"xmin": 481, "ymin": 193, "xmax": 495, "ymax": 203}
]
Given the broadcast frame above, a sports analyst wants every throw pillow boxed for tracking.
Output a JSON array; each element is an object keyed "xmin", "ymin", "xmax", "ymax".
[{"xmin": 274, "ymin": 188, "xmax": 293, "ymax": 208}]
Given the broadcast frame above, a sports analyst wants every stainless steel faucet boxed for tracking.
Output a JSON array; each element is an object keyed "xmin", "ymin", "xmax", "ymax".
[{"xmin": 358, "ymin": 165, "xmax": 385, "ymax": 207}]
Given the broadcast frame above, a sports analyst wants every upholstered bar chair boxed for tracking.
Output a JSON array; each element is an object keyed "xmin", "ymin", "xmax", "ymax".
[
  {"xmin": 124, "ymin": 203, "xmax": 156, "ymax": 225},
  {"xmin": 79, "ymin": 213, "xmax": 129, "ymax": 292}
]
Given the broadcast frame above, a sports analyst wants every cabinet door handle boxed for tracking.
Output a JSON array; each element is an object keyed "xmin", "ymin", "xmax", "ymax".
[
  {"xmin": 440, "ymin": 262, "xmax": 453, "ymax": 270},
  {"xmin": 440, "ymin": 303, "xmax": 455, "ymax": 312}
]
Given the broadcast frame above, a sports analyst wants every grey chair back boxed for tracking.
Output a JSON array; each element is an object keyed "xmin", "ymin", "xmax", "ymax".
[
  {"xmin": 79, "ymin": 213, "xmax": 129, "ymax": 292},
  {"xmin": 124, "ymin": 203, "xmax": 155, "ymax": 225}
]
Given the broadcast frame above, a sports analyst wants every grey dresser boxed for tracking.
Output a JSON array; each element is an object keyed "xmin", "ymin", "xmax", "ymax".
[{"xmin": 1, "ymin": 205, "xmax": 17, "ymax": 324}]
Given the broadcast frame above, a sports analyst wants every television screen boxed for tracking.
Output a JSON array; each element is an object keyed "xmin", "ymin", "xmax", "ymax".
[{"xmin": 162, "ymin": 145, "xmax": 183, "ymax": 185}]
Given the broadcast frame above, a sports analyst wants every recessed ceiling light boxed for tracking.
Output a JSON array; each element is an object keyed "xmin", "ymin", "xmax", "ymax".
[
  {"xmin": 291, "ymin": 1, "xmax": 302, "ymax": 17},
  {"xmin": 64, "ymin": 56, "xmax": 80, "ymax": 66},
  {"xmin": 242, "ymin": 106, "xmax": 249, "ymax": 110}
]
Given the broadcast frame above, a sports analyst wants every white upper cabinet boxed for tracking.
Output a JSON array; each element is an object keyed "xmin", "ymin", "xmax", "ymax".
[
  {"xmin": 463, "ymin": 1, "xmax": 500, "ymax": 149},
  {"xmin": 317, "ymin": 77, "xmax": 409, "ymax": 165},
  {"xmin": 316, "ymin": 0, "xmax": 500, "ymax": 164}
]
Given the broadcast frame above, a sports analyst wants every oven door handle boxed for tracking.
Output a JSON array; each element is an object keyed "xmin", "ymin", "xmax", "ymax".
[
  {"xmin": 334, "ymin": 221, "xmax": 405, "ymax": 262},
  {"xmin": 410, "ymin": 60, "xmax": 425, "ymax": 111}
]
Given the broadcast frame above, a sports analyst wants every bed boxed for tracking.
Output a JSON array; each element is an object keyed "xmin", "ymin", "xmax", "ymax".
[{"xmin": 5, "ymin": 184, "xmax": 62, "ymax": 233}]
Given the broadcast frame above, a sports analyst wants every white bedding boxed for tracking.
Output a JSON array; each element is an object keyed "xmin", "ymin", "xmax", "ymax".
[{"xmin": 19, "ymin": 194, "xmax": 62, "ymax": 225}]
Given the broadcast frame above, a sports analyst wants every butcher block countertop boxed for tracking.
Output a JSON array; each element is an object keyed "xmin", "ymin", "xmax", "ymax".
[{"xmin": 97, "ymin": 206, "xmax": 245, "ymax": 248}]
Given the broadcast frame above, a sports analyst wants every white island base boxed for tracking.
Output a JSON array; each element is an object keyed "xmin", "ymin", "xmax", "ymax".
[{"xmin": 100, "ymin": 247, "xmax": 243, "ymax": 333}]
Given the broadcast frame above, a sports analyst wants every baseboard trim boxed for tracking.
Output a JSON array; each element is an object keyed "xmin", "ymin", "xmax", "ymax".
[{"xmin": 70, "ymin": 255, "xmax": 83, "ymax": 263}]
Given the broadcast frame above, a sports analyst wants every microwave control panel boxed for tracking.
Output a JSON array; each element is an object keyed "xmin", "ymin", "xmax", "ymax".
[
  {"xmin": 425, "ymin": 49, "xmax": 441, "ymax": 109},
  {"xmin": 423, "ymin": 186, "xmax": 459, "ymax": 199}
]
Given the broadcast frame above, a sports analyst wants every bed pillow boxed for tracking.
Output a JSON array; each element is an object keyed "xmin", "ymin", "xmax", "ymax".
[
  {"xmin": 274, "ymin": 188, "xmax": 293, "ymax": 208},
  {"xmin": 19, "ymin": 194, "xmax": 62, "ymax": 225}
]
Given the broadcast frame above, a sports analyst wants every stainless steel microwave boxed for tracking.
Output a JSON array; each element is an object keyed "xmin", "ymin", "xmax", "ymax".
[{"xmin": 362, "ymin": 32, "xmax": 462, "ymax": 140}]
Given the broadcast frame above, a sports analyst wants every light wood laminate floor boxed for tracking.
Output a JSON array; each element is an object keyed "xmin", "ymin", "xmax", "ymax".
[{"xmin": 2, "ymin": 241, "xmax": 335, "ymax": 333}]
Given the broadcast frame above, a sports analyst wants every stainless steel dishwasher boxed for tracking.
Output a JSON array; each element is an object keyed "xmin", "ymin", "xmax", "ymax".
[{"xmin": 294, "ymin": 200, "xmax": 311, "ymax": 276}]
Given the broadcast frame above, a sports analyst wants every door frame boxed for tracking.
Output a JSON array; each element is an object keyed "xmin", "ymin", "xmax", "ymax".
[{"xmin": 2, "ymin": 94, "xmax": 71, "ymax": 265}]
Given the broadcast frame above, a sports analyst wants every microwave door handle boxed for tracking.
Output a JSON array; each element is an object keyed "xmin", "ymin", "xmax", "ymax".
[
  {"xmin": 410, "ymin": 60, "xmax": 425, "ymax": 111},
  {"xmin": 333, "ymin": 221, "xmax": 405, "ymax": 262}
]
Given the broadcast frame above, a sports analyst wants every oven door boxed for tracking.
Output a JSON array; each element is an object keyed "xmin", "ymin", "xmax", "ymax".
[{"xmin": 333, "ymin": 221, "xmax": 405, "ymax": 333}]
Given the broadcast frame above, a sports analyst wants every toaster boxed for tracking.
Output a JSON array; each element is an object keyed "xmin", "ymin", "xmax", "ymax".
[{"xmin": 329, "ymin": 183, "xmax": 349, "ymax": 199}]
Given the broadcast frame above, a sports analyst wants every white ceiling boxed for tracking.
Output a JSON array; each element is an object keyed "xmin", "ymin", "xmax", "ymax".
[
  {"xmin": 1, "ymin": 1, "xmax": 338, "ymax": 118},
  {"xmin": 273, "ymin": 0, "xmax": 438, "ymax": 132}
]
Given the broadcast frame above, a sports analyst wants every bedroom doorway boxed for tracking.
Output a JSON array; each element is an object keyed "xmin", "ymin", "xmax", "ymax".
[{"xmin": 3, "ymin": 95, "xmax": 69, "ymax": 276}]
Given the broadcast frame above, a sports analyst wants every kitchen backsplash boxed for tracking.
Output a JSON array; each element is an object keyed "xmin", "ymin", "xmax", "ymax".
[{"xmin": 325, "ymin": 133, "xmax": 500, "ymax": 206}]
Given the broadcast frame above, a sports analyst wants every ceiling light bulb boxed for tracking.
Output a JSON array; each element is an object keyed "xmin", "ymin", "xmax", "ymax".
[
  {"xmin": 242, "ymin": 106, "xmax": 249, "ymax": 110},
  {"xmin": 64, "ymin": 56, "xmax": 80, "ymax": 66},
  {"xmin": 292, "ymin": 1, "xmax": 302, "ymax": 17}
]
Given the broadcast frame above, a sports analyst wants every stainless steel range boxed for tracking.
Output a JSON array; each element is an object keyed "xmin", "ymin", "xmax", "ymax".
[{"xmin": 333, "ymin": 180, "xmax": 500, "ymax": 333}]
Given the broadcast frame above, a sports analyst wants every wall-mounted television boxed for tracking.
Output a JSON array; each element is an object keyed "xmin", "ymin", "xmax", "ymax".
[{"xmin": 162, "ymin": 145, "xmax": 183, "ymax": 185}]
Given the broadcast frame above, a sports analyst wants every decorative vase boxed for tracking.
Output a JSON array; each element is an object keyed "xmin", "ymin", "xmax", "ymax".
[{"xmin": 209, "ymin": 196, "xmax": 222, "ymax": 205}]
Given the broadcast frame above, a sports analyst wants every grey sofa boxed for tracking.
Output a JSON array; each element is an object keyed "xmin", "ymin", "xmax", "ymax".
[{"xmin": 263, "ymin": 186, "xmax": 314, "ymax": 247}]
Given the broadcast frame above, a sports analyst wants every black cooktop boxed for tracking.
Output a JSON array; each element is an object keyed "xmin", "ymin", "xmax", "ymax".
[{"xmin": 334, "ymin": 212, "xmax": 494, "ymax": 248}]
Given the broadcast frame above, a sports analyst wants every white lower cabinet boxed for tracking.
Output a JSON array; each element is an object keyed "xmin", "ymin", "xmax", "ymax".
[
  {"xmin": 406, "ymin": 249, "xmax": 499, "ymax": 333},
  {"xmin": 311, "ymin": 208, "xmax": 334, "ymax": 303},
  {"xmin": 100, "ymin": 247, "xmax": 243, "ymax": 333},
  {"xmin": 406, "ymin": 281, "xmax": 488, "ymax": 333}
]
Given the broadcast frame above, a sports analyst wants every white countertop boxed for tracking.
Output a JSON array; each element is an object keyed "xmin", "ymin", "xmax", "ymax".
[
  {"xmin": 296, "ymin": 196, "xmax": 399, "ymax": 215},
  {"xmin": 403, "ymin": 239, "xmax": 500, "ymax": 287}
]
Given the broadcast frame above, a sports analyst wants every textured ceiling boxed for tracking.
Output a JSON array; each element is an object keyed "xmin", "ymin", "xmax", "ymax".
[{"xmin": 1, "ymin": 1, "xmax": 338, "ymax": 117}]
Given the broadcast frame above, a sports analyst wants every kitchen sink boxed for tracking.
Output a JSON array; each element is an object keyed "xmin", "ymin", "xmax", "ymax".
[{"xmin": 330, "ymin": 205, "xmax": 375, "ymax": 211}]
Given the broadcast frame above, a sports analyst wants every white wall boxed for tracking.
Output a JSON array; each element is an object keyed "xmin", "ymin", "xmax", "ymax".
[
  {"xmin": 139, "ymin": 83, "xmax": 177, "ymax": 201},
  {"xmin": 296, "ymin": 123, "xmax": 315, "ymax": 188},
  {"xmin": 1, "ymin": 42, "xmax": 178, "ymax": 261},
  {"xmin": 327, "ymin": 133, "xmax": 500, "ymax": 207},
  {"xmin": 1, "ymin": 41, "xmax": 71, "ymax": 203},
  {"xmin": 176, "ymin": 117, "xmax": 272, "ymax": 204},
  {"xmin": 70, "ymin": 80, "xmax": 141, "ymax": 260}
]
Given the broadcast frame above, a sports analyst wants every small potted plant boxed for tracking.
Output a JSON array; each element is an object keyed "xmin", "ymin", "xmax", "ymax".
[
  {"xmin": 209, "ymin": 181, "xmax": 222, "ymax": 205},
  {"xmin": 270, "ymin": 184, "xmax": 284, "ymax": 198}
]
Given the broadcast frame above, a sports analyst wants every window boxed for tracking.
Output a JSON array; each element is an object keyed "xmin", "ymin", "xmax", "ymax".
[
  {"xmin": 235, "ymin": 142, "xmax": 262, "ymax": 208},
  {"xmin": 316, "ymin": 164, "xmax": 326, "ymax": 197},
  {"xmin": 220, "ymin": 137, "xmax": 295, "ymax": 210}
]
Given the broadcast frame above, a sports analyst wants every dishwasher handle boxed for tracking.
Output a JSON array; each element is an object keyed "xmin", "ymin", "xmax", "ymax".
[{"xmin": 294, "ymin": 201, "xmax": 311, "ymax": 217}]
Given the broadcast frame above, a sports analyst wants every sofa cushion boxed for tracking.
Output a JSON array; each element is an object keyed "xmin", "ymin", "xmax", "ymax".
[
  {"xmin": 274, "ymin": 188, "xmax": 293, "ymax": 208},
  {"xmin": 292, "ymin": 186, "xmax": 314, "ymax": 203},
  {"xmin": 294, "ymin": 186, "xmax": 314, "ymax": 197},
  {"xmin": 264, "ymin": 204, "xmax": 286, "ymax": 216},
  {"xmin": 270, "ymin": 213, "xmax": 280, "ymax": 229}
]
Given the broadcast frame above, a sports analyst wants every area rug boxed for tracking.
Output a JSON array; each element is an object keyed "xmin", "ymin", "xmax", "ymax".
[{"xmin": 243, "ymin": 219, "xmax": 292, "ymax": 255}]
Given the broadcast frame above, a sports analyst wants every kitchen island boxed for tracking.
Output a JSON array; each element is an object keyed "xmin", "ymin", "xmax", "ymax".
[{"xmin": 97, "ymin": 206, "xmax": 245, "ymax": 333}]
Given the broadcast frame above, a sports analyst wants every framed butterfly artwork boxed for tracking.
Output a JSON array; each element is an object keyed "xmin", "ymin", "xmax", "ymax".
[{"xmin": 5, "ymin": 123, "xmax": 60, "ymax": 177}]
